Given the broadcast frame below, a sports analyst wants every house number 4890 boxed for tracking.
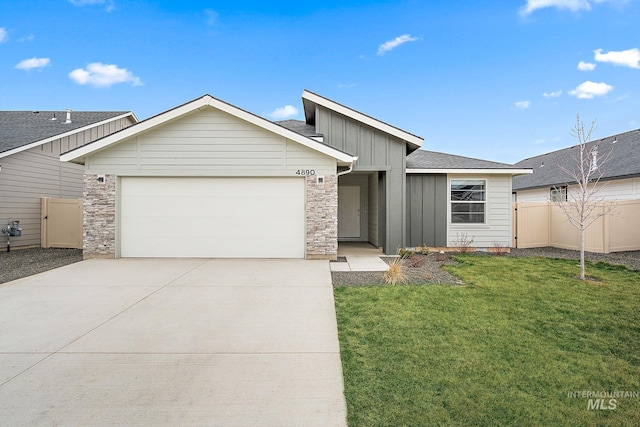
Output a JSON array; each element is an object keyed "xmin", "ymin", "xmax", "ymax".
[{"xmin": 296, "ymin": 169, "xmax": 316, "ymax": 176}]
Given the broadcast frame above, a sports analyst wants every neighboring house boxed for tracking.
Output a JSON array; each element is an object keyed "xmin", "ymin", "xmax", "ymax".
[
  {"xmin": 512, "ymin": 129, "xmax": 640, "ymax": 253},
  {"xmin": 61, "ymin": 91, "xmax": 530, "ymax": 259},
  {"xmin": 513, "ymin": 128, "xmax": 640, "ymax": 201},
  {"xmin": 0, "ymin": 110, "xmax": 138, "ymax": 249}
]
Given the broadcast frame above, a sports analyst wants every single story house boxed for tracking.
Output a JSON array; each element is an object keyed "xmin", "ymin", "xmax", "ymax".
[
  {"xmin": 0, "ymin": 110, "xmax": 137, "ymax": 249},
  {"xmin": 61, "ymin": 91, "xmax": 530, "ymax": 259},
  {"xmin": 513, "ymin": 128, "xmax": 640, "ymax": 201},
  {"xmin": 512, "ymin": 128, "xmax": 640, "ymax": 253}
]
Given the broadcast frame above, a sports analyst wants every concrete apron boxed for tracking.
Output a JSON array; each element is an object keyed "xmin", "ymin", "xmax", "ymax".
[{"xmin": 0, "ymin": 258, "xmax": 347, "ymax": 426}]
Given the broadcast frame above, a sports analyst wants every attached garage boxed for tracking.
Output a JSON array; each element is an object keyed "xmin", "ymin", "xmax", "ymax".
[
  {"xmin": 61, "ymin": 94, "xmax": 355, "ymax": 260},
  {"xmin": 120, "ymin": 177, "xmax": 305, "ymax": 258}
]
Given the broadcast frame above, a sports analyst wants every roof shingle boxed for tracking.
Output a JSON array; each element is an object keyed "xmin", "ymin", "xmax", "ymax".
[
  {"xmin": 407, "ymin": 149, "xmax": 524, "ymax": 170},
  {"xmin": 513, "ymin": 128, "xmax": 640, "ymax": 190},
  {"xmin": 0, "ymin": 110, "xmax": 130, "ymax": 154}
]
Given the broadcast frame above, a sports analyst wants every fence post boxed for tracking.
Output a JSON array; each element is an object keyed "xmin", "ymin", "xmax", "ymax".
[{"xmin": 41, "ymin": 197, "xmax": 49, "ymax": 248}]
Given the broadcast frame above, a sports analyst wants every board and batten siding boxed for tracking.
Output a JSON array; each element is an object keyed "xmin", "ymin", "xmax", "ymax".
[
  {"xmin": 406, "ymin": 174, "xmax": 448, "ymax": 248},
  {"xmin": 86, "ymin": 108, "xmax": 336, "ymax": 176},
  {"xmin": 315, "ymin": 106, "xmax": 407, "ymax": 253},
  {"xmin": 448, "ymin": 174, "xmax": 513, "ymax": 248},
  {"xmin": 0, "ymin": 116, "xmax": 135, "ymax": 249}
]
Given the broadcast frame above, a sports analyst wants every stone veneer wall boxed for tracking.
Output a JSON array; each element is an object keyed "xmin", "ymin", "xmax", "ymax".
[
  {"xmin": 306, "ymin": 174, "xmax": 338, "ymax": 259},
  {"xmin": 83, "ymin": 174, "xmax": 116, "ymax": 258}
]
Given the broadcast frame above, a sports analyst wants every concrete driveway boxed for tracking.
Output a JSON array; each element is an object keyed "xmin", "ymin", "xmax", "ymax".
[{"xmin": 0, "ymin": 258, "xmax": 347, "ymax": 426}]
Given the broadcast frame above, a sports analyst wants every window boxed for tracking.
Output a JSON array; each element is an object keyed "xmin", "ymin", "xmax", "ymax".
[
  {"xmin": 550, "ymin": 186, "xmax": 567, "ymax": 202},
  {"xmin": 451, "ymin": 179, "xmax": 485, "ymax": 223}
]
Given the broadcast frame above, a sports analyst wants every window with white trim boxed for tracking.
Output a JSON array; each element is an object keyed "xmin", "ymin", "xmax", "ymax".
[
  {"xmin": 550, "ymin": 186, "xmax": 567, "ymax": 202},
  {"xmin": 451, "ymin": 179, "xmax": 486, "ymax": 223}
]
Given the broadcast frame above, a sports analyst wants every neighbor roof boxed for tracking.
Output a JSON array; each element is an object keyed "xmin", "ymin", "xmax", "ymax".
[
  {"xmin": 0, "ymin": 111, "xmax": 136, "ymax": 158},
  {"xmin": 513, "ymin": 128, "xmax": 640, "ymax": 191},
  {"xmin": 301, "ymin": 89, "xmax": 424, "ymax": 151},
  {"xmin": 61, "ymin": 94, "xmax": 357, "ymax": 166},
  {"xmin": 407, "ymin": 150, "xmax": 531, "ymax": 175}
]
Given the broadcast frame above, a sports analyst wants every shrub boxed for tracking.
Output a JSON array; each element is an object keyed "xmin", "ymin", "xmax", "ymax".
[
  {"xmin": 491, "ymin": 241, "xmax": 509, "ymax": 256},
  {"xmin": 451, "ymin": 232, "xmax": 474, "ymax": 253},
  {"xmin": 417, "ymin": 245, "xmax": 430, "ymax": 255},
  {"xmin": 398, "ymin": 248, "xmax": 415, "ymax": 259},
  {"xmin": 383, "ymin": 258, "xmax": 407, "ymax": 285}
]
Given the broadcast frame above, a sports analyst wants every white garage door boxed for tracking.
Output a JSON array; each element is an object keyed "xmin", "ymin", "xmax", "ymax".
[{"xmin": 120, "ymin": 177, "xmax": 305, "ymax": 258}]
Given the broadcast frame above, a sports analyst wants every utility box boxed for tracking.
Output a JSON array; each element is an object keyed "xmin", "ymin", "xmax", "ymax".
[{"xmin": 2, "ymin": 220, "xmax": 22, "ymax": 237}]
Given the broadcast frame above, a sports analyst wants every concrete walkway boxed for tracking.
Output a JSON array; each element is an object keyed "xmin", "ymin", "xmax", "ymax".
[
  {"xmin": 0, "ymin": 259, "xmax": 347, "ymax": 426},
  {"xmin": 331, "ymin": 242, "xmax": 390, "ymax": 272}
]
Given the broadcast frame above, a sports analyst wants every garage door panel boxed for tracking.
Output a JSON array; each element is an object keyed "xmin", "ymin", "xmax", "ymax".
[
  {"xmin": 120, "ymin": 177, "xmax": 305, "ymax": 258},
  {"xmin": 122, "ymin": 236, "xmax": 303, "ymax": 258}
]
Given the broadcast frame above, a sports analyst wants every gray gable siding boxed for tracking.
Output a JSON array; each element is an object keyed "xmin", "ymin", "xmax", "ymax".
[
  {"xmin": 0, "ymin": 116, "xmax": 135, "ymax": 249},
  {"xmin": 315, "ymin": 105, "xmax": 407, "ymax": 253}
]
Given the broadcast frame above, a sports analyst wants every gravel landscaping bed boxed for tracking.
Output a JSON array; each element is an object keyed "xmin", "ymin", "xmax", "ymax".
[
  {"xmin": 332, "ymin": 247, "xmax": 640, "ymax": 287},
  {"xmin": 0, "ymin": 248, "xmax": 83, "ymax": 284},
  {"xmin": 332, "ymin": 254, "xmax": 464, "ymax": 287}
]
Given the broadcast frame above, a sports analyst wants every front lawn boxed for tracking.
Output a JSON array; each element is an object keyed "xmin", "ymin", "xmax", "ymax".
[{"xmin": 334, "ymin": 255, "xmax": 640, "ymax": 426}]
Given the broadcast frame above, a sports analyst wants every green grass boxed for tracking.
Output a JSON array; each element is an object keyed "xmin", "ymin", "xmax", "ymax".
[{"xmin": 334, "ymin": 255, "xmax": 640, "ymax": 426}]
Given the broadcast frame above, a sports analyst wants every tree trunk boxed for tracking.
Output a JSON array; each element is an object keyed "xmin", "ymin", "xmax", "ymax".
[{"xmin": 580, "ymin": 226, "xmax": 586, "ymax": 280}]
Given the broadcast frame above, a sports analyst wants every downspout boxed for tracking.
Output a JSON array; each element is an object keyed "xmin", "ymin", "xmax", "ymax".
[{"xmin": 337, "ymin": 157, "xmax": 358, "ymax": 177}]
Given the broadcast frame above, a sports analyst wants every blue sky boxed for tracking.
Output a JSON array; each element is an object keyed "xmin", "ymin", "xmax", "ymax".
[{"xmin": 1, "ymin": 0, "xmax": 639, "ymax": 163}]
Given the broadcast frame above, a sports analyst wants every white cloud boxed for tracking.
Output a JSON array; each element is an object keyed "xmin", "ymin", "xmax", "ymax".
[
  {"xmin": 594, "ymin": 48, "xmax": 640, "ymax": 69},
  {"xmin": 0, "ymin": 27, "xmax": 7, "ymax": 43},
  {"xmin": 515, "ymin": 100, "xmax": 531, "ymax": 109},
  {"xmin": 15, "ymin": 57, "xmax": 51, "ymax": 70},
  {"xmin": 577, "ymin": 61, "xmax": 596, "ymax": 71},
  {"xmin": 520, "ymin": 0, "xmax": 621, "ymax": 15},
  {"xmin": 269, "ymin": 105, "xmax": 298, "ymax": 119},
  {"xmin": 377, "ymin": 34, "xmax": 418, "ymax": 56},
  {"xmin": 68, "ymin": 0, "xmax": 114, "ymax": 11},
  {"xmin": 569, "ymin": 81, "xmax": 614, "ymax": 99},
  {"xmin": 543, "ymin": 90, "xmax": 562, "ymax": 97},
  {"xmin": 68, "ymin": 62, "xmax": 142, "ymax": 88}
]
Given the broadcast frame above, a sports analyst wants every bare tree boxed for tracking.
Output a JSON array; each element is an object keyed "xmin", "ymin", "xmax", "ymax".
[{"xmin": 553, "ymin": 115, "xmax": 615, "ymax": 280}]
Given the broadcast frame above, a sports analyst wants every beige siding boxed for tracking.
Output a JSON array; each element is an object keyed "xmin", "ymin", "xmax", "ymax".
[
  {"xmin": 0, "ymin": 116, "xmax": 135, "ymax": 249},
  {"xmin": 448, "ymin": 174, "xmax": 513, "ymax": 248},
  {"xmin": 87, "ymin": 108, "xmax": 335, "ymax": 176}
]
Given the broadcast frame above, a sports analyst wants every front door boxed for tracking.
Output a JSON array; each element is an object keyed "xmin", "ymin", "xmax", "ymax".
[{"xmin": 338, "ymin": 186, "xmax": 360, "ymax": 238}]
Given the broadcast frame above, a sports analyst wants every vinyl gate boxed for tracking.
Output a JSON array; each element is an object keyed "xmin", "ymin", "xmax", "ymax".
[{"xmin": 41, "ymin": 198, "xmax": 83, "ymax": 249}]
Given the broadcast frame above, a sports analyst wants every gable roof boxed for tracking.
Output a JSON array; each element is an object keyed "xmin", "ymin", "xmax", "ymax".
[
  {"xmin": 407, "ymin": 149, "xmax": 532, "ymax": 175},
  {"xmin": 274, "ymin": 120, "xmax": 322, "ymax": 138},
  {"xmin": 301, "ymin": 89, "xmax": 423, "ymax": 151},
  {"xmin": 513, "ymin": 128, "xmax": 640, "ymax": 191},
  {"xmin": 61, "ymin": 94, "xmax": 357, "ymax": 166},
  {"xmin": 0, "ymin": 110, "xmax": 136, "ymax": 158}
]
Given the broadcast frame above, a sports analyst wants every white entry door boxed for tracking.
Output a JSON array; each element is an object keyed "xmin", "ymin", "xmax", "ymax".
[
  {"xmin": 120, "ymin": 177, "xmax": 305, "ymax": 258},
  {"xmin": 338, "ymin": 186, "xmax": 360, "ymax": 238}
]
